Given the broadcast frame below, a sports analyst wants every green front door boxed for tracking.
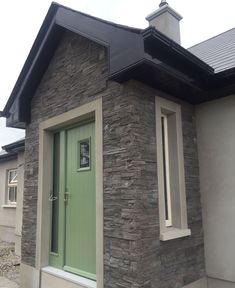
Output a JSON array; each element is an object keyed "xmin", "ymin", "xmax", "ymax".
[
  {"xmin": 50, "ymin": 121, "xmax": 96, "ymax": 280},
  {"xmin": 64, "ymin": 121, "xmax": 96, "ymax": 279},
  {"xmin": 64, "ymin": 122, "xmax": 96, "ymax": 278}
]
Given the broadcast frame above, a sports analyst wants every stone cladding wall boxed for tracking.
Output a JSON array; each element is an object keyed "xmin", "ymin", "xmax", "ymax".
[{"xmin": 22, "ymin": 30, "xmax": 205, "ymax": 287}]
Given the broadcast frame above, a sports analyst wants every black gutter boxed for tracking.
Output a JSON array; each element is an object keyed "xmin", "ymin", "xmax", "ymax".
[
  {"xmin": 142, "ymin": 27, "xmax": 214, "ymax": 75},
  {"xmin": 2, "ymin": 139, "xmax": 25, "ymax": 153},
  {"xmin": 0, "ymin": 152, "xmax": 17, "ymax": 162}
]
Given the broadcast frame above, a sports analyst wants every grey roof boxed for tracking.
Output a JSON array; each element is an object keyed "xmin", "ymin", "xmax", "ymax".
[
  {"xmin": 0, "ymin": 138, "xmax": 25, "ymax": 161},
  {"xmin": 188, "ymin": 28, "xmax": 235, "ymax": 73}
]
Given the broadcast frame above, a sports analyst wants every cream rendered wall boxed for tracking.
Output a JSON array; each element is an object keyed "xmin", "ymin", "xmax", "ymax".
[
  {"xmin": 196, "ymin": 95, "xmax": 235, "ymax": 285},
  {"xmin": 0, "ymin": 157, "xmax": 18, "ymax": 243}
]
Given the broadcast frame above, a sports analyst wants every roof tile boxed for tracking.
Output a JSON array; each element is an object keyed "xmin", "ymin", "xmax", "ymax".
[{"xmin": 188, "ymin": 28, "xmax": 235, "ymax": 73}]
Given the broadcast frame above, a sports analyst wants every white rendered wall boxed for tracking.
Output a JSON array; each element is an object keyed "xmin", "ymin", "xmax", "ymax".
[{"xmin": 196, "ymin": 95, "xmax": 235, "ymax": 284}]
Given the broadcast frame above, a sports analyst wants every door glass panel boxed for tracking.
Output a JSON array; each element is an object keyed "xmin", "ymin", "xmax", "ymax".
[
  {"xmin": 78, "ymin": 138, "xmax": 90, "ymax": 169},
  {"xmin": 51, "ymin": 132, "xmax": 60, "ymax": 253}
]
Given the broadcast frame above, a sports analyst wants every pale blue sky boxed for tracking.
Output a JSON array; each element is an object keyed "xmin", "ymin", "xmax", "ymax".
[{"xmin": 1, "ymin": 0, "xmax": 235, "ymax": 148}]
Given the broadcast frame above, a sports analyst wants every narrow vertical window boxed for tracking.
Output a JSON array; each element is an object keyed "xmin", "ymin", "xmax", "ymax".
[
  {"xmin": 51, "ymin": 133, "xmax": 60, "ymax": 254},
  {"xmin": 161, "ymin": 114, "xmax": 172, "ymax": 227},
  {"xmin": 156, "ymin": 96, "xmax": 191, "ymax": 241},
  {"xmin": 7, "ymin": 169, "xmax": 17, "ymax": 205}
]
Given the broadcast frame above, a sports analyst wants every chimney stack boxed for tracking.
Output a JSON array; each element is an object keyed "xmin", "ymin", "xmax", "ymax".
[{"xmin": 146, "ymin": 1, "xmax": 183, "ymax": 44}]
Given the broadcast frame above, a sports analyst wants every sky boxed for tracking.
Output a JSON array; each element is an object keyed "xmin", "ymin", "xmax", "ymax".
[{"xmin": 0, "ymin": 0, "xmax": 235, "ymax": 148}]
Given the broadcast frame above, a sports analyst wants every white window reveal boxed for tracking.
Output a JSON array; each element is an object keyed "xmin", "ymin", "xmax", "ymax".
[
  {"xmin": 155, "ymin": 96, "xmax": 191, "ymax": 241},
  {"xmin": 7, "ymin": 169, "xmax": 18, "ymax": 205}
]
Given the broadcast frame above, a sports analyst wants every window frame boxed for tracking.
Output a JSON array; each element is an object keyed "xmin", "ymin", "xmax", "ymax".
[
  {"xmin": 6, "ymin": 168, "xmax": 18, "ymax": 205},
  {"xmin": 36, "ymin": 99, "xmax": 103, "ymax": 288},
  {"xmin": 155, "ymin": 96, "xmax": 191, "ymax": 241}
]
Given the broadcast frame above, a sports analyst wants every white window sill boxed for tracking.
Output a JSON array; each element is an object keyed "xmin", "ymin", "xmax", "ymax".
[
  {"xmin": 41, "ymin": 266, "xmax": 96, "ymax": 288},
  {"xmin": 2, "ymin": 204, "xmax": 16, "ymax": 208},
  {"xmin": 160, "ymin": 227, "xmax": 191, "ymax": 241}
]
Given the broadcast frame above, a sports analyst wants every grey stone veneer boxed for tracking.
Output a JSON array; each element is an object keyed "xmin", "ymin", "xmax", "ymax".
[{"xmin": 22, "ymin": 30, "xmax": 205, "ymax": 287}]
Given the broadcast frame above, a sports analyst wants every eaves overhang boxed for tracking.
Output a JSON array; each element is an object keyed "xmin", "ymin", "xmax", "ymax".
[
  {"xmin": 2, "ymin": 138, "xmax": 25, "ymax": 153},
  {"xmin": 0, "ymin": 138, "xmax": 25, "ymax": 162},
  {"xmin": 142, "ymin": 27, "xmax": 214, "ymax": 76},
  {"xmin": 2, "ymin": 3, "xmax": 235, "ymax": 128},
  {"xmin": 111, "ymin": 27, "xmax": 235, "ymax": 104},
  {"xmin": 0, "ymin": 152, "xmax": 17, "ymax": 162},
  {"xmin": 110, "ymin": 58, "xmax": 208, "ymax": 104},
  {"xmin": 110, "ymin": 27, "xmax": 215, "ymax": 104}
]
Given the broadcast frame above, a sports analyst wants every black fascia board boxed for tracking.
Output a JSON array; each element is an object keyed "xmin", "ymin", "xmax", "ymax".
[
  {"xmin": 3, "ymin": 3, "xmax": 60, "ymax": 118},
  {"xmin": 2, "ymin": 139, "xmax": 25, "ymax": 153},
  {"xmin": 18, "ymin": 23, "xmax": 65, "ymax": 123},
  {"xmin": 110, "ymin": 58, "xmax": 208, "ymax": 104}
]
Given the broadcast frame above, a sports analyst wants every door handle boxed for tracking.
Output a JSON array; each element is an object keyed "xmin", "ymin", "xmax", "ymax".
[{"xmin": 64, "ymin": 191, "xmax": 70, "ymax": 204}]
